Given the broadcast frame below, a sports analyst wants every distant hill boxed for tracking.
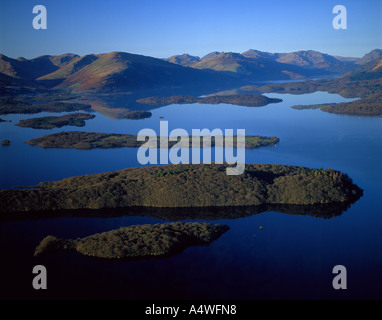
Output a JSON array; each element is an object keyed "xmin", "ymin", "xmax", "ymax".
[
  {"xmin": 164, "ymin": 54, "xmax": 201, "ymax": 67},
  {"xmin": 277, "ymin": 50, "xmax": 337, "ymax": 66},
  {"xmin": 168, "ymin": 49, "xmax": 361, "ymax": 79},
  {"xmin": 192, "ymin": 52, "xmax": 251, "ymax": 73},
  {"xmin": 275, "ymin": 50, "xmax": 355, "ymax": 74},
  {"xmin": 333, "ymin": 56, "xmax": 359, "ymax": 63},
  {"xmin": 355, "ymin": 49, "xmax": 382, "ymax": 65},
  {"xmin": 348, "ymin": 57, "xmax": 382, "ymax": 80},
  {"xmin": 242, "ymin": 49, "xmax": 359, "ymax": 74},
  {"xmin": 190, "ymin": 52, "xmax": 320, "ymax": 80},
  {"xmin": 0, "ymin": 53, "xmax": 78, "ymax": 80},
  {"xmin": 242, "ymin": 49, "xmax": 286, "ymax": 60},
  {"xmin": 201, "ymin": 51, "xmax": 222, "ymax": 60}
]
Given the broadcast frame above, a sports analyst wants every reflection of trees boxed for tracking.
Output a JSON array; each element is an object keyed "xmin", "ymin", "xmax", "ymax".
[{"xmin": 0, "ymin": 200, "xmax": 357, "ymax": 222}]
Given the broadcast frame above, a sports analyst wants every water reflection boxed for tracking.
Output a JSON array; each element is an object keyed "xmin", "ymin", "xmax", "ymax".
[{"xmin": 0, "ymin": 199, "xmax": 358, "ymax": 222}]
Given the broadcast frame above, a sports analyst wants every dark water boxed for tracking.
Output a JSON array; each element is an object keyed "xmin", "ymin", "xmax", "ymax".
[{"xmin": 1, "ymin": 91, "xmax": 381, "ymax": 300}]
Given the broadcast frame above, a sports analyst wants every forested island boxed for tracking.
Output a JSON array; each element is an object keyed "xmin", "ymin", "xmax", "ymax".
[
  {"xmin": 123, "ymin": 110, "xmax": 152, "ymax": 119},
  {"xmin": 26, "ymin": 131, "xmax": 280, "ymax": 149},
  {"xmin": 0, "ymin": 163, "xmax": 362, "ymax": 214},
  {"xmin": 136, "ymin": 94, "xmax": 282, "ymax": 107},
  {"xmin": 34, "ymin": 222, "xmax": 229, "ymax": 260},
  {"xmin": 16, "ymin": 113, "xmax": 95, "ymax": 129},
  {"xmin": 0, "ymin": 100, "xmax": 91, "ymax": 115}
]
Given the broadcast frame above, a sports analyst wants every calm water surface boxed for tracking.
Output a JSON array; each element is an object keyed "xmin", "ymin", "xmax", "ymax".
[{"xmin": 0, "ymin": 91, "xmax": 381, "ymax": 299}]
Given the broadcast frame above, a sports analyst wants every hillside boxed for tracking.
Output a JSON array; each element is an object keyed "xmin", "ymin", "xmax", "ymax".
[
  {"xmin": 355, "ymin": 49, "xmax": 382, "ymax": 65},
  {"xmin": 0, "ymin": 163, "xmax": 363, "ymax": 213},
  {"xmin": 38, "ymin": 54, "xmax": 99, "ymax": 80},
  {"xmin": 191, "ymin": 52, "xmax": 318, "ymax": 80},
  {"xmin": 201, "ymin": 52, "xmax": 222, "ymax": 60}
]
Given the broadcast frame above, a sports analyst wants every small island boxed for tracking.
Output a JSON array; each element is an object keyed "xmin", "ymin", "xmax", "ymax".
[
  {"xmin": 16, "ymin": 113, "xmax": 96, "ymax": 129},
  {"xmin": 0, "ymin": 163, "xmax": 363, "ymax": 214},
  {"xmin": 34, "ymin": 222, "xmax": 229, "ymax": 260},
  {"xmin": 0, "ymin": 100, "xmax": 91, "ymax": 115},
  {"xmin": 1, "ymin": 139, "xmax": 11, "ymax": 146},
  {"xmin": 26, "ymin": 131, "xmax": 280, "ymax": 149},
  {"xmin": 136, "ymin": 94, "xmax": 282, "ymax": 107},
  {"xmin": 123, "ymin": 110, "xmax": 152, "ymax": 120}
]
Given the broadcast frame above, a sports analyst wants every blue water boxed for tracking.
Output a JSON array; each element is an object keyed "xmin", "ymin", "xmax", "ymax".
[{"xmin": 1, "ymin": 91, "xmax": 381, "ymax": 299}]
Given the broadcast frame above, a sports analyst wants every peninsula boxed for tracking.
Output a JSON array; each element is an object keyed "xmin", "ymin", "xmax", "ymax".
[{"xmin": 291, "ymin": 94, "xmax": 382, "ymax": 117}]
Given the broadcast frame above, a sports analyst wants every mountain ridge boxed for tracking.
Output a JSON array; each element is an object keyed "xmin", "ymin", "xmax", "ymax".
[{"xmin": 0, "ymin": 49, "xmax": 379, "ymax": 93}]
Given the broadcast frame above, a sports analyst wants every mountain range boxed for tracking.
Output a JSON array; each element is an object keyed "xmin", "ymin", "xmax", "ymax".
[
  {"xmin": 1, "ymin": 49, "xmax": 380, "ymax": 94},
  {"xmin": 1, "ymin": 52, "xmax": 238, "ymax": 93},
  {"xmin": 165, "ymin": 49, "xmax": 377, "ymax": 75}
]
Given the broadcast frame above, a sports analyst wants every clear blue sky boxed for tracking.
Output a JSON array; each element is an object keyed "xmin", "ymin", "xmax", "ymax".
[{"xmin": 0, "ymin": 0, "xmax": 381, "ymax": 59}]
